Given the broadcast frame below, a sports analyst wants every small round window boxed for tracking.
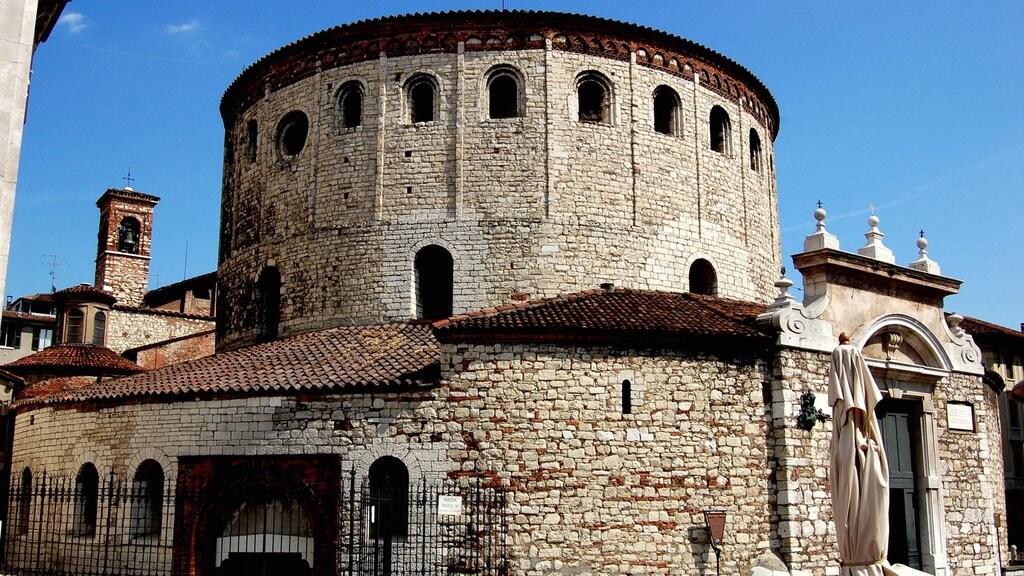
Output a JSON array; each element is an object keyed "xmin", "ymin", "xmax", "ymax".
[{"xmin": 276, "ymin": 111, "xmax": 309, "ymax": 158}]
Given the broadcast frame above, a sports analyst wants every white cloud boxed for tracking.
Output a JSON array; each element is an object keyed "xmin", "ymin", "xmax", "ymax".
[
  {"xmin": 57, "ymin": 12, "xmax": 87, "ymax": 34},
  {"xmin": 165, "ymin": 20, "xmax": 200, "ymax": 35}
]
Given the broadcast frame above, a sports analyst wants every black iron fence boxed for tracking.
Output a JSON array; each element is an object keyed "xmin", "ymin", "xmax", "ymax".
[
  {"xmin": 341, "ymin": 472, "xmax": 510, "ymax": 576},
  {"xmin": 0, "ymin": 468, "xmax": 509, "ymax": 576},
  {"xmin": 3, "ymin": 469, "xmax": 174, "ymax": 575}
]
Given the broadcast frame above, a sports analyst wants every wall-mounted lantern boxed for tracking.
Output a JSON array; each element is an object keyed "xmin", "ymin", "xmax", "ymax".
[{"xmin": 703, "ymin": 509, "xmax": 726, "ymax": 575}]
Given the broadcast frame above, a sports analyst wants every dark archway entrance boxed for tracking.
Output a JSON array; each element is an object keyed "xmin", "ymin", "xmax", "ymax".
[{"xmin": 215, "ymin": 497, "xmax": 314, "ymax": 576}]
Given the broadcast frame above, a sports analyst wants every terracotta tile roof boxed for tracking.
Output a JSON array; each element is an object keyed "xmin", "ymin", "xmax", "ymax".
[
  {"xmin": 4, "ymin": 343, "xmax": 144, "ymax": 374},
  {"xmin": 2, "ymin": 311, "xmax": 56, "ymax": 324},
  {"xmin": 17, "ymin": 293, "xmax": 54, "ymax": 304},
  {"xmin": 18, "ymin": 376, "xmax": 97, "ymax": 401},
  {"xmin": 959, "ymin": 315, "xmax": 1024, "ymax": 342},
  {"xmin": 19, "ymin": 323, "xmax": 439, "ymax": 407},
  {"xmin": 434, "ymin": 288, "xmax": 770, "ymax": 342},
  {"xmin": 54, "ymin": 284, "xmax": 116, "ymax": 305}
]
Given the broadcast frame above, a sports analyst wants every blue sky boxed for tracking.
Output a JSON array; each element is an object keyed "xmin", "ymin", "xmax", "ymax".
[{"xmin": 12, "ymin": 1, "xmax": 1024, "ymax": 330}]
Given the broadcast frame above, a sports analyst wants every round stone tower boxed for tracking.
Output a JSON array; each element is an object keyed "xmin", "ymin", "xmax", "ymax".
[{"xmin": 216, "ymin": 11, "xmax": 781, "ymax": 350}]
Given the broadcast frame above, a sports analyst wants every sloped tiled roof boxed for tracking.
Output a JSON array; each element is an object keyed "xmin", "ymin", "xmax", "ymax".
[
  {"xmin": 4, "ymin": 344, "xmax": 144, "ymax": 374},
  {"xmin": 18, "ymin": 376, "xmax": 97, "ymax": 401},
  {"xmin": 2, "ymin": 310, "xmax": 56, "ymax": 324},
  {"xmin": 53, "ymin": 284, "xmax": 116, "ymax": 305},
  {"xmin": 18, "ymin": 323, "xmax": 440, "ymax": 407},
  {"xmin": 959, "ymin": 315, "xmax": 1024, "ymax": 343},
  {"xmin": 434, "ymin": 288, "xmax": 770, "ymax": 343}
]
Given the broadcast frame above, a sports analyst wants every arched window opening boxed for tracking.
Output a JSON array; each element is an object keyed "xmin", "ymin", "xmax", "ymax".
[
  {"xmin": 368, "ymin": 456, "xmax": 409, "ymax": 539},
  {"xmin": 653, "ymin": 86, "xmax": 680, "ymax": 135},
  {"xmin": 749, "ymin": 128, "xmax": 763, "ymax": 172},
  {"xmin": 577, "ymin": 73, "xmax": 611, "ymax": 124},
  {"xmin": 276, "ymin": 111, "xmax": 309, "ymax": 157},
  {"xmin": 92, "ymin": 311, "xmax": 106, "ymax": 346},
  {"xmin": 414, "ymin": 245, "xmax": 453, "ymax": 320},
  {"xmin": 66, "ymin": 308, "xmax": 85, "ymax": 344},
  {"xmin": 408, "ymin": 76, "xmax": 436, "ymax": 123},
  {"xmin": 622, "ymin": 380, "xmax": 632, "ymax": 414},
  {"xmin": 689, "ymin": 259, "xmax": 718, "ymax": 296},
  {"xmin": 246, "ymin": 119, "xmax": 258, "ymax": 164},
  {"xmin": 74, "ymin": 463, "xmax": 99, "ymax": 537},
  {"xmin": 256, "ymin": 266, "xmax": 281, "ymax": 342},
  {"xmin": 487, "ymin": 71, "xmax": 520, "ymax": 119},
  {"xmin": 131, "ymin": 460, "xmax": 164, "ymax": 538},
  {"xmin": 709, "ymin": 106, "xmax": 731, "ymax": 154},
  {"xmin": 338, "ymin": 82, "xmax": 363, "ymax": 128},
  {"xmin": 118, "ymin": 216, "xmax": 141, "ymax": 254},
  {"xmin": 17, "ymin": 467, "xmax": 31, "ymax": 535}
]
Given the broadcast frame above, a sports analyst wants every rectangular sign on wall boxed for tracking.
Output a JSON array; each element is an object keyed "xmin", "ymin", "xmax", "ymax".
[
  {"xmin": 947, "ymin": 402, "xmax": 975, "ymax": 432},
  {"xmin": 437, "ymin": 495, "xmax": 463, "ymax": 517}
]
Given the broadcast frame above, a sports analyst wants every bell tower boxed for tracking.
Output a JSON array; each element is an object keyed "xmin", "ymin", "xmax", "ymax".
[{"xmin": 94, "ymin": 187, "xmax": 160, "ymax": 307}]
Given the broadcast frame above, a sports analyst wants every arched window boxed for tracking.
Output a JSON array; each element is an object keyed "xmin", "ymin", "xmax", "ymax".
[
  {"xmin": 118, "ymin": 216, "xmax": 141, "ymax": 254},
  {"xmin": 17, "ymin": 467, "xmax": 31, "ymax": 535},
  {"xmin": 487, "ymin": 68, "xmax": 521, "ymax": 119},
  {"xmin": 66, "ymin": 308, "xmax": 85, "ymax": 344},
  {"xmin": 577, "ymin": 72, "xmax": 612, "ymax": 124},
  {"xmin": 749, "ymin": 128, "xmax": 763, "ymax": 172},
  {"xmin": 246, "ymin": 119, "xmax": 258, "ymax": 164},
  {"xmin": 74, "ymin": 463, "xmax": 99, "ymax": 537},
  {"xmin": 131, "ymin": 460, "xmax": 164, "ymax": 538},
  {"xmin": 368, "ymin": 456, "xmax": 409, "ymax": 539},
  {"xmin": 276, "ymin": 111, "xmax": 309, "ymax": 158},
  {"xmin": 653, "ymin": 86, "xmax": 681, "ymax": 135},
  {"xmin": 709, "ymin": 106, "xmax": 731, "ymax": 154},
  {"xmin": 414, "ymin": 245, "xmax": 453, "ymax": 320},
  {"xmin": 338, "ymin": 81, "xmax": 363, "ymax": 129},
  {"xmin": 255, "ymin": 266, "xmax": 281, "ymax": 342},
  {"xmin": 92, "ymin": 311, "xmax": 106, "ymax": 346},
  {"xmin": 407, "ymin": 75, "xmax": 437, "ymax": 124},
  {"xmin": 689, "ymin": 259, "xmax": 718, "ymax": 296},
  {"xmin": 622, "ymin": 380, "xmax": 632, "ymax": 414}
]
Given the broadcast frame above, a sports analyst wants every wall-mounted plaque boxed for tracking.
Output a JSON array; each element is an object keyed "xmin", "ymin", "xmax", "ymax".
[
  {"xmin": 947, "ymin": 402, "xmax": 975, "ymax": 432},
  {"xmin": 437, "ymin": 495, "xmax": 463, "ymax": 517}
]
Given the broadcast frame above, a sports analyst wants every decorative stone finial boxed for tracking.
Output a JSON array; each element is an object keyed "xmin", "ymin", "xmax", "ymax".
[
  {"xmin": 838, "ymin": 332, "xmax": 850, "ymax": 344},
  {"xmin": 857, "ymin": 211, "xmax": 895, "ymax": 263},
  {"xmin": 804, "ymin": 202, "xmax": 839, "ymax": 252},
  {"xmin": 909, "ymin": 230, "xmax": 941, "ymax": 274}
]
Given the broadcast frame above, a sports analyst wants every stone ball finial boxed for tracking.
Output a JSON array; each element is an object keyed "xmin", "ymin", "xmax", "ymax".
[
  {"xmin": 917, "ymin": 235, "xmax": 928, "ymax": 252},
  {"xmin": 868, "ymin": 214, "xmax": 879, "ymax": 228},
  {"xmin": 814, "ymin": 206, "xmax": 826, "ymax": 223}
]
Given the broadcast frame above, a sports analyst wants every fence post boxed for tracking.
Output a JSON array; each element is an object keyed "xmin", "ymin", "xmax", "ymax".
[
  {"xmin": 347, "ymin": 467, "xmax": 355, "ymax": 576},
  {"xmin": 34, "ymin": 471, "xmax": 46, "ymax": 570}
]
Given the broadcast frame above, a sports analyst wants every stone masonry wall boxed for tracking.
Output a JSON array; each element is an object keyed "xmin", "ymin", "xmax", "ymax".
[
  {"xmin": 935, "ymin": 371, "xmax": 1003, "ymax": 576},
  {"xmin": 106, "ymin": 308, "xmax": 214, "ymax": 355},
  {"xmin": 216, "ymin": 32, "xmax": 780, "ymax": 350},
  {"xmin": 12, "ymin": 341, "xmax": 774, "ymax": 576}
]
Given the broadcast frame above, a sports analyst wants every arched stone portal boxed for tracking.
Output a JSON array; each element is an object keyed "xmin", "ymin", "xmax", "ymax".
[{"xmin": 173, "ymin": 455, "xmax": 340, "ymax": 576}]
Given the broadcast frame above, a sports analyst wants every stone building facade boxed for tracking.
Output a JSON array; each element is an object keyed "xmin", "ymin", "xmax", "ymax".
[
  {"xmin": 1, "ymin": 11, "xmax": 1016, "ymax": 576},
  {"xmin": 215, "ymin": 11, "xmax": 780, "ymax": 351}
]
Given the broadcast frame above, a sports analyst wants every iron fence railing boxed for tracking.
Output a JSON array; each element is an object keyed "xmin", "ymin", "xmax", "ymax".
[{"xmin": 0, "ymin": 467, "xmax": 509, "ymax": 576}]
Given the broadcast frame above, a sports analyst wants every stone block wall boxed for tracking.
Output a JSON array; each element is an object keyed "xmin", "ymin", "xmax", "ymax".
[{"xmin": 107, "ymin": 308, "xmax": 215, "ymax": 355}]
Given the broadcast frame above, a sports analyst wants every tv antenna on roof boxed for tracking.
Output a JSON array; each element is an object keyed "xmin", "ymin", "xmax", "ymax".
[{"xmin": 42, "ymin": 254, "xmax": 60, "ymax": 293}]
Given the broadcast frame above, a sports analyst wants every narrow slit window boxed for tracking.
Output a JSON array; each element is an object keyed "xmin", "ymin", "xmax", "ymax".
[
  {"xmin": 92, "ymin": 311, "xmax": 106, "ymax": 346},
  {"xmin": 246, "ymin": 120, "xmax": 258, "ymax": 163},
  {"xmin": 622, "ymin": 380, "xmax": 632, "ymax": 414},
  {"xmin": 749, "ymin": 128, "xmax": 763, "ymax": 172},
  {"xmin": 256, "ymin": 266, "xmax": 281, "ymax": 342}
]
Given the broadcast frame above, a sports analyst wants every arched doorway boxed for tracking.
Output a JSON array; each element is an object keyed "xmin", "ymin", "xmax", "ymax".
[{"xmin": 216, "ymin": 496, "xmax": 313, "ymax": 576}]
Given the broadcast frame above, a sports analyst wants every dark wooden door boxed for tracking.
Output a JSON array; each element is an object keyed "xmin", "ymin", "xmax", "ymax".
[{"xmin": 877, "ymin": 400, "xmax": 922, "ymax": 570}]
